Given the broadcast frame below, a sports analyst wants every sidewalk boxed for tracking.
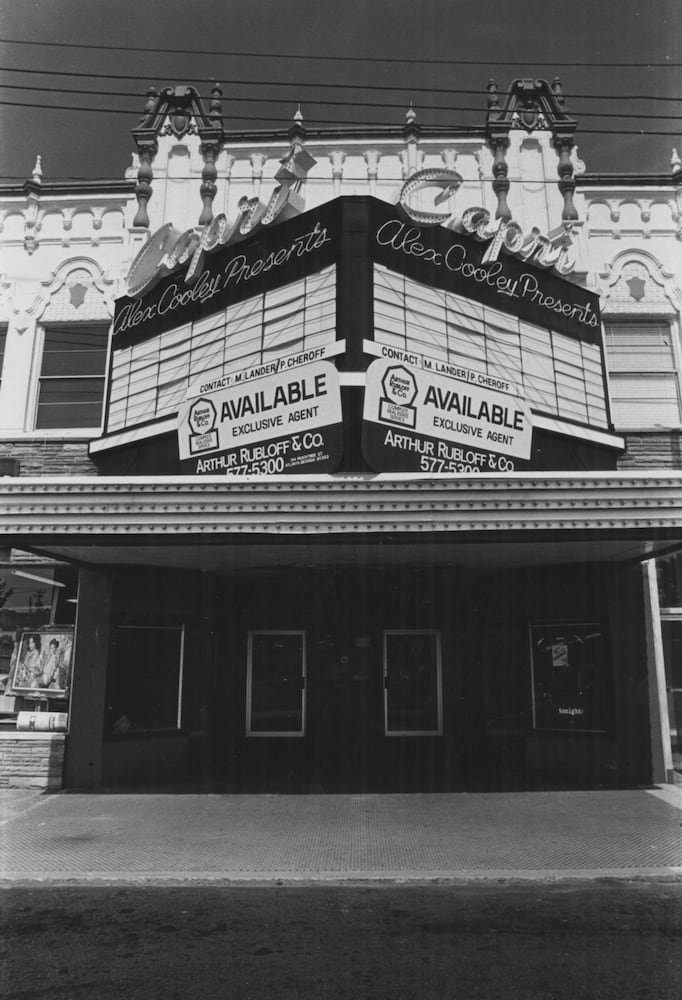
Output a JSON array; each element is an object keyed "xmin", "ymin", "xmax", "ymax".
[{"xmin": 1, "ymin": 786, "xmax": 681, "ymax": 884}]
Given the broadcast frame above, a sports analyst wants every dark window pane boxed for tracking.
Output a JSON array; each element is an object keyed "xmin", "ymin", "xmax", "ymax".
[
  {"xmin": 42, "ymin": 326, "xmax": 108, "ymax": 377},
  {"xmin": 658, "ymin": 552, "xmax": 682, "ymax": 608},
  {"xmin": 36, "ymin": 377, "xmax": 104, "ymax": 428},
  {"xmin": 385, "ymin": 632, "xmax": 440, "ymax": 733},
  {"xmin": 106, "ymin": 625, "xmax": 183, "ymax": 735},
  {"xmin": 0, "ymin": 326, "xmax": 7, "ymax": 380},
  {"xmin": 662, "ymin": 620, "xmax": 682, "ymax": 690},
  {"xmin": 38, "ymin": 377, "xmax": 104, "ymax": 404},
  {"xmin": 249, "ymin": 633, "xmax": 304, "ymax": 733}
]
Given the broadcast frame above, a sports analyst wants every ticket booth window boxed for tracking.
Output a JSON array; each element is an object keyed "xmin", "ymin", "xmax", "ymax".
[
  {"xmin": 383, "ymin": 630, "xmax": 442, "ymax": 735},
  {"xmin": 247, "ymin": 631, "xmax": 306, "ymax": 737}
]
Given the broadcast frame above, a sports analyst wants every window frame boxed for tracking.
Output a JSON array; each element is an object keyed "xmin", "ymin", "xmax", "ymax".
[
  {"xmin": 32, "ymin": 322, "xmax": 111, "ymax": 433},
  {"xmin": 246, "ymin": 629, "xmax": 307, "ymax": 738},
  {"xmin": 383, "ymin": 628, "xmax": 443, "ymax": 737},
  {"xmin": 603, "ymin": 317, "xmax": 682, "ymax": 431}
]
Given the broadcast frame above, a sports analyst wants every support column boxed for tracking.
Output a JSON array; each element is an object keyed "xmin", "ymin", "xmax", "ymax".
[
  {"xmin": 489, "ymin": 135, "xmax": 511, "ymax": 221},
  {"xmin": 63, "ymin": 568, "xmax": 113, "ymax": 789},
  {"xmin": 643, "ymin": 560, "xmax": 674, "ymax": 783}
]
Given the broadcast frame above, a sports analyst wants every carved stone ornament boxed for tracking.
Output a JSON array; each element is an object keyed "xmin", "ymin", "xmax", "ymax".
[
  {"xmin": 486, "ymin": 78, "xmax": 577, "ymax": 135},
  {"xmin": 131, "ymin": 84, "xmax": 225, "ymax": 228},
  {"xmin": 69, "ymin": 283, "xmax": 88, "ymax": 309}
]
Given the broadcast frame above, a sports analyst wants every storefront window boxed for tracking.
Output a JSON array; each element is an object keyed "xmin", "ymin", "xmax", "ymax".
[
  {"xmin": 661, "ymin": 620, "xmax": 682, "ymax": 750},
  {"xmin": 530, "ymin": 622, "xmax": 608, "ymax": 733},
  {"xmin": 0, "ymin": 567, "xmax": 60, "ymax": 712},
  {"xmin": 383, "ymin": 630, "xmax": 442, "ymax": 735},
  {"xmin": 247, "ymin": 631, "xmax": 306, "ymax": 736},
  {"xmin": 105, "ymin": 624, "xmax": 184, "ymax": 736}
]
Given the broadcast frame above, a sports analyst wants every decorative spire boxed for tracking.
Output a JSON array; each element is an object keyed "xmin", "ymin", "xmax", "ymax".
[
  {"xmin": 31, "ymin": 155, "xmax": 42, "ymax": 185},
  {"xmin": 672, "ymin": 148, "xmax": 682, "ymax": 174},
  {"xmin": 405, "ymin": 102, "xmax": 417, "ymax": 125},
  {"xmin": 288, "ymin": 104, "xmax": 306, "ymax": 144}
]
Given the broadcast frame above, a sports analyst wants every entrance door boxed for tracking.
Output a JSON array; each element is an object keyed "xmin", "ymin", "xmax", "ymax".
[{"xmin": 311, "ymin": 628, "xmax": 379, "ymax": 791}]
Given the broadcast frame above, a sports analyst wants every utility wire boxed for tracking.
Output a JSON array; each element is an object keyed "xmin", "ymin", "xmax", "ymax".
[
  {"xmin": 0, "ymin": 82, "xmax": 679, "ymax": 121},
  {"xmin": 0, "ymin": 36, "xmax": 678, "ymax": 68},
  {"xmin": 0, "ymin": 173, "xmax": 674, "ymax": 185},
  {"xmin": 0, "ymin": 64, "xmax": 679, "ymax": 103},
  {"xmin": 0, "ymin": 97, "xmax": 679, "ymax": 136}
]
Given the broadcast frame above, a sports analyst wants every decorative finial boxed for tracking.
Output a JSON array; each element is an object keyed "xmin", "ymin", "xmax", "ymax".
[
  {"xmin": 294, "ymin": 104, "xmax": 303, "ymax": 124},
  {"xmin": 551, "ymin": 77, "xmax": 565, "ymax": 108},
  {"xmin": 405, "ymin": 102, "xmax": 417, "ymax": 125},
  {"xmin": 209, "ymin": 83, "xmax": 223, "ymax": 123},
  {"xmin": 143, "ymin": 88, "xmax": 157, "ymax": 115},
  {"xmin": 672, "ymin": 148, "xmax": 682, "ymax": 173},
  {"xmin": 487, "ymin": 79, "xmax": 500, "ymax": 111},
  {"xmin": 31, "ymin": 155, "xmax": 42, "ymax": 184}
]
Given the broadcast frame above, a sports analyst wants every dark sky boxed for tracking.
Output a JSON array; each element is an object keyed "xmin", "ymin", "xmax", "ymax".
[{"xmin": 0, "ymin": 0, "xmax": 680, "ymax": 183}]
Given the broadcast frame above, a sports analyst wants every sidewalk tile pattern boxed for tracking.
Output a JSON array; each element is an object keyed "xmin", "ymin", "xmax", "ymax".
[{"xmin": 1, "ymin": 791, "xmax": 681, "ymax": 881}]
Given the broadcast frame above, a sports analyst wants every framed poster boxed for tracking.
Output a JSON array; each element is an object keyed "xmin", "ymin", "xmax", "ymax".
[
  {"xmin": 529, "ymin": 622, "xmax": 609, "ymax": 733},
  {"xmin": 9, "ymin": 629, "xmax": 73, "ymax": 697}
]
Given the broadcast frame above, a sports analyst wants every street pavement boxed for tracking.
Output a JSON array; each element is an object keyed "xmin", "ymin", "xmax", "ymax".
[
  {"xmin": 3, "ymin": 880, "xmax": 682, "ymax": 1000},
  {"xmin": 1, "ymin": 785, "xmax": 681, "ymax": 883}
]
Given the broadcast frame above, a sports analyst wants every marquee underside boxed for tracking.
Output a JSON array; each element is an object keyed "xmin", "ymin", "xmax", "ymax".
[{"xmin": 2, "ymin": 473, "xmax": 681, "ymax": 574}]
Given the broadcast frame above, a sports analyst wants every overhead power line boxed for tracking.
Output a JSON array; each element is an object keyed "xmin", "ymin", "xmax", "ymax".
[
  {"xmin": 0, "ymin": 172, "xmax": 674, "ymax": 185},
  {"xmin": 0, "ymin": 64, "xmax": 679, "ymax": 104},
  {"xmin": 0, "ymin": 96, "xmax": 679, "ymax": 136},
  {"xmin": 0, "ymin": 82, "xmax": 679, "ymax": 122},
  {"xmin": 0, "ymin": 36, "xmax": 678, "ymax": 68}
]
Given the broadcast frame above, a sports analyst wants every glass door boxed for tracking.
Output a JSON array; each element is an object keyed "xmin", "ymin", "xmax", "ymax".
[
  {"xmin": 383, "ymin": 630, "xmax": 442, "ymax": 736},
  {"xmin": 246, "ymin": 631, "xmax": 306, "ymax": 737},
  {"xmin": 661, "ymin": 618, "xmax": 682, "ymax": 752}
]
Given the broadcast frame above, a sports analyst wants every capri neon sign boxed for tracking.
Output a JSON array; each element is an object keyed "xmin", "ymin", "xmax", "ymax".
[
  {"xmin": 126, "ymin": 144, "xmax": 316, "ymax": 299},
  {"xmin": 397, "ymin": 168, "xmax": 576, "ymax": 275},
  {"xmin": 126, "ymin": 159, "xmax": 576, "ymax": 301}
]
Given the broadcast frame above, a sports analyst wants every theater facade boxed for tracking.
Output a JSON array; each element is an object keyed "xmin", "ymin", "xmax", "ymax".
[{"xmin": 1, "ymin": 78, "xmax": 681, "ymax": 791}]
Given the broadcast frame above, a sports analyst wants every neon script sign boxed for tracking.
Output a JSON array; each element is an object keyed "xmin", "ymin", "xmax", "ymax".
[
  {"xmin": 375, "ymin": 219, "xmax": 597, "ymax": 329},
  {"xmin": 126, "ymin": 158, "xmax": 576, "ymax": 302},
  {"xmin": 126, "ymin": 144, "xmax": 317, "ymax": 299},
  {"xmin": 114, "ymin": 223, "xmax": 331, "ymax": 336},
  {"xmin": 396, "ymin": 168, "xmax": 576, "ymax": 276}
]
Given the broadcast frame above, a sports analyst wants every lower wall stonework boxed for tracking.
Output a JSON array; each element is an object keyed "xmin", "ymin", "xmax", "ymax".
[
  {"xmin": 617, "ymin": 431, "xmax": 682, "ymax": 469},
  {"xmin": 0, "ymin": 733, "xmax": 65, "ymax": 789},
  {"xmin": 0, "ymin": 439, "xmax": 97, "ymax": 476}
]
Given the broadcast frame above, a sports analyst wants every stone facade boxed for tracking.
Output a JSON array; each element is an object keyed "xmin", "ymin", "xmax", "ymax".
[
  {"xmin": 0, "ymin": 733, "xmax": 65, "ymax": 789},
  {"xmin": 0, "ymin": 439, "xmax": 96, "ymax": 477}
]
